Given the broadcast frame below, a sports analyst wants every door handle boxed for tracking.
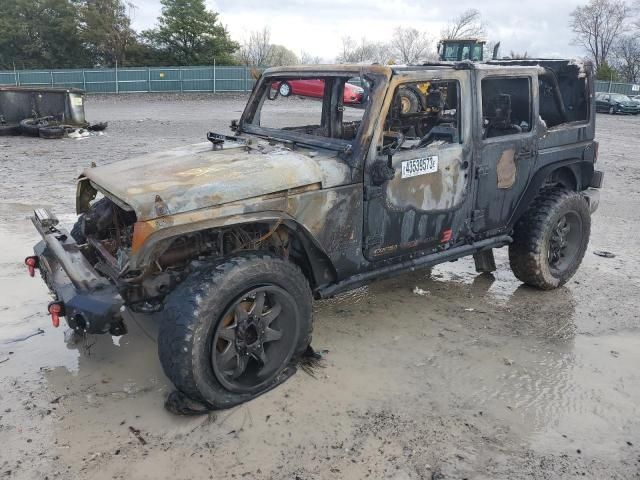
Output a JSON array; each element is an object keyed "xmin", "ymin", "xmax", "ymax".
[{"xmin": 516, "ymin": 149, "xmax": 534, "ymax": 161}]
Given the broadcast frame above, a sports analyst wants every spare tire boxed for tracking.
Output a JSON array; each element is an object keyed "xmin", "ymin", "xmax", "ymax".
[
  {"xmin": 20, "ymin": 118, "xmax": 42, "ymax": 137},
  {"xmin": 39, "ymin": 126, "xmax": 65, "ymax": 139},
  {"xmin": 0, "ymin": 123, "xmax": 21, "ymax": 136},
  {"xmin": 397, "ymin": 87, "xmax": 422, "ymax": 114}
]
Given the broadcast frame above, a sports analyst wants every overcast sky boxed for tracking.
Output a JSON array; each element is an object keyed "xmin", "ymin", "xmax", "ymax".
[{"xmin": 128, "ymin": 0, "xmax": 587, "ymax": 60}]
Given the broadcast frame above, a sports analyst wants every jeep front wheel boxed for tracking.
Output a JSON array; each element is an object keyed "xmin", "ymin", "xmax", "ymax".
[
  {"xmin": 509, "ymin": 188, "xmax": 591, "ymax": 290},
  {"xmin": 158, "ymin": 253, "xmax": 313, "ymax": 409}
]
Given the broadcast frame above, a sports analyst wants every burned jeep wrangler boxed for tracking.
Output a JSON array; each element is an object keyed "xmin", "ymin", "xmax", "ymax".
[{"xmin": 27, "ymin": 60, "xmax": 603, "ymax": 409}]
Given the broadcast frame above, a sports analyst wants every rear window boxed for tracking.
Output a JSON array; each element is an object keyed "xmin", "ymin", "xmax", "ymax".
[{"xmin": 539, "ymin": 68, "xmax": 589, "ymax": 128}]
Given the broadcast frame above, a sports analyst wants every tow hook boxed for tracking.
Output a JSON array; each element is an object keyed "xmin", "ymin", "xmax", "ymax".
[
  {"xmin": 25, "ymin": 256, "xmax": 39, "ymax": 277},
  {"xmin": 47, "ymin": 302, "xmax": 65, "ymax": 328}
]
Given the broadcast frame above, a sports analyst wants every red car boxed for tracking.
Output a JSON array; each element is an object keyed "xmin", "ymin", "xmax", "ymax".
[{"xmin": 275, "ymin": 79, "xmax": 364, "ymax": 104}]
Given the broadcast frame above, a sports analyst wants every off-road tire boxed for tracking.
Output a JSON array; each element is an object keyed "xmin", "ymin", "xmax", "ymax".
[
  {"xmin": 0, "ymin": 123, "xmax": 21, "ymax": 136},
  {"xmin": 39, "ymin": 126, "xmax": 65, "ymax": 139},
  {"xmin": 19, "ymin": 118, "xmax": 42, "ymax": 136},
  {"xmin": 398, "ymin": 87, "xmax": 422, "ymax": 114},
  {"xmin": 158, "ymin": 253, "xmax": 313, "ymax": 409},
  {"xmin": 509, "ymin": 188, "xmax": 591, "ymax": 290}
]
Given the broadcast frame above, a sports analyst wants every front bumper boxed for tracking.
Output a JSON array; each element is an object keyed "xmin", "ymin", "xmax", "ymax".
[
  {"xmin": 30, "ymin": 211, "xmax": 125, "ymax": 335},
  {"xmin": 615, "ymin": 105, "xmax": 640, "ymax": 114}
]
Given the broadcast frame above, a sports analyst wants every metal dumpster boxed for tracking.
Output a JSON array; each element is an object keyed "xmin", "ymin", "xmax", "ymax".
[{"xmin": 0, "ymin": 86, "xmax": 87, "ymax": 125}]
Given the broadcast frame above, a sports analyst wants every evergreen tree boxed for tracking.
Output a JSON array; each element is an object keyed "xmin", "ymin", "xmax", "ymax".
[
  {"xmin": 143, "ymin": 0, "xmax": 238, "ymax": 65},
  {"xmin": 79, "ymin": 0, "xmax": 136, "ymax": 67},
  {"xmin": 596, "ymin": 61, "xmax": 619, "ymax": 81},
  {"xmin": 0, "ymin": 0, "xmax": 89, "ymax": 69}
]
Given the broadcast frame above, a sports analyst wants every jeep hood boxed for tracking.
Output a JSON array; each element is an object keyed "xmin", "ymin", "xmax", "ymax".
[{"xmin": 82, "ymin": 142, "xmax": 328, "ymax": 221}]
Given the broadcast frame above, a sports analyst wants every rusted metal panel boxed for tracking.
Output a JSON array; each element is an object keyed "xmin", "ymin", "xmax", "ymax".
[
  {"xmin": 83, "ymin": 140, "xmax": 350, "ymax": 221},
  {"xmin": 496, "ymin": 148, "xmax": 517, "ymax": 189},
  {"xmin": 0, "ymin": 85, "xmax": 86, "ymax": 124}
]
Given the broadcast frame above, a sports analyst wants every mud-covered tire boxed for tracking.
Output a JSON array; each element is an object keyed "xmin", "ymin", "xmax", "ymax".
[
  {"xmin": 19, "ymin": 118, "xmax": 42, "ymax": 136},
  {"xmin": 39, "ymin": 126, "xmax": 65, "ymax": 139},
  {"xmin": 158, "ymin": 253, "xmax": 313, "ymax": 409},
  {"xmin": 509, "ymin": 188, "xmax": 591, "ymax": 290}
]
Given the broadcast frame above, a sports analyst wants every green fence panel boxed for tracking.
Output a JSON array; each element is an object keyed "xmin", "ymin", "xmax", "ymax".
[
  {"xmin": 15, "ymin": 71, "xmax": 51, "ymax": 86},
  {"xmin": 52, "ymin": 70, "xmax": 84, "ymax": 89},
  {"xmin": 0, "ymin": 65, "xmax": 260, "ymax": 93},
  {"xmin": 0, "ymin": 72, "xmax": 17, "ymax": 85},
  {"xmin": 149, "ymin": 67, "xmax": 181, "ymax": 92},
  {"xmin": 181, "ymin": 66, "xmax": 214, "ymax": 91},
  {"xmin": 215, "ymin": 67, "xmax": 250, "ymax": 91},
  {"xmin": 117, "ymin": 68, "xmax": 149, "ymax": 92},
  {"xmin": 594, "ymin": 80, "xmax": 639, "ymax": 96},
  {"xmin": 83, "ymin": 69, "xmax": 116, "ymax": 93}
]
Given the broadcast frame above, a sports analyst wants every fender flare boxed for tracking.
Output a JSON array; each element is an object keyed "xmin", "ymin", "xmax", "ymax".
[
  {"xmin": 129, "ymin": 211, "xmax": 337, "ymax": 290},
  {"xmin": 508, "ymin": 159, "xmax": 594, "ymax": 229}
]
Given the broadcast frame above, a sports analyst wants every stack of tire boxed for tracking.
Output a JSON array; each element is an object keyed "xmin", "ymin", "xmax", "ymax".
[
  {"xmin": 21, "ymin": 116, "xmax": 70, "ymax": 139},
  {"xmin": 0, "ymin": 117, "xmax": 21, "ymax": 137},
  {"xmin": 0, "ymin": 116, "xmax": 107, "ymax": 139}
]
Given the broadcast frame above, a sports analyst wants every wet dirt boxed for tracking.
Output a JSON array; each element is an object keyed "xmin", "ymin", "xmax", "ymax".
[{"xmin": 1, "ymin": 94, "xmax": 639, "ymax": 479}]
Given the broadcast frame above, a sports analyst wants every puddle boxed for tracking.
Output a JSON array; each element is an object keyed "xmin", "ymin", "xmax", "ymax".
[{"xmin": 1, "ymin": 102, "xmax": 639, "ymax": 479}]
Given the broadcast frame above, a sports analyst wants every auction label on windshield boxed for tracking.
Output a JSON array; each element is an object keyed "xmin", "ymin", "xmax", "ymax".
[{"xmin": 401, "ymin": 156, "xmax": 438, "ymax": 179}]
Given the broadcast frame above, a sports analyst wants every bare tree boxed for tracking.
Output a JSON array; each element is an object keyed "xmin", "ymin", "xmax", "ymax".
[
  {"xmin": 337, "ymin": 36, "xmax": 356, "ymax": 63},
  {"xmin": 300, "ymin": 51, "xmax": 322, "ymax": 64},
  {"xmin": 336, "ymin": 36, "xmax": 381, "ymax": 63},
  {"xmin": 390, "ymin": 26, "xmax": 432, "ymax": 64},
  {"xmin": 237, "ymin": 27, "xmax": 272, "ymax": 66},
  {"xmin": 268, "ymin": 44, "xmax": 299, "ymax": 66},
  {"xmin": 613, "ymin": 35, "xmax": 640, "ymax": 82},
  {"xmin": 442, "ymin": 9, "xmax": 486, "ymax": 39},
  {"xmin": 570, "ymin": 0, "xmax": 630, "ymax": 69}
]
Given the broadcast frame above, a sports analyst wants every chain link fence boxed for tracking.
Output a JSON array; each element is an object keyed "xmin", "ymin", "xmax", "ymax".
[{"xmin": 0, "ymin": 65, "xmax": 259, "ymax": 93}]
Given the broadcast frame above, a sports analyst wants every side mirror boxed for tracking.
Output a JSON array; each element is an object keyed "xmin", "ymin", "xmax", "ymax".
[{"xmin": 230, "ymin": 119, "xmax": 238, "ymax": 132}]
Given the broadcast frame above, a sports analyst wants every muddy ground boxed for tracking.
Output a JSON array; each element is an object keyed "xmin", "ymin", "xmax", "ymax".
[{"xmin": 0, "ymin": 93, "xmax": 639, "ymax": 480}]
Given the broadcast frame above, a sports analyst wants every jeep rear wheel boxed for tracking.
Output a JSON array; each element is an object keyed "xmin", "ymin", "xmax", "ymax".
[
  {"xmin": 509, "ymin": 188, "xmax": 591, "ymax": 290},
  {"xmin": 158, "ymin": 253, "xmax": 313, "ymax": 409}
]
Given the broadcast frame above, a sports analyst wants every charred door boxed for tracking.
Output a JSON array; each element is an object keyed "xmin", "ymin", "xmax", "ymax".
[
  {"xmin": 473, "ymin": 74, "xmax": 538, "ymax": 234},
  {"xmin": 363, "ymin": 72, "xmax": 474, "ymax": 261}
]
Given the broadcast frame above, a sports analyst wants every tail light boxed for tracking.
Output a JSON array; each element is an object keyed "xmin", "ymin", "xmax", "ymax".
[
  {"xmin": 441, "ymin": 228, "xmax": 453, "ymax": 243},
  {"xmin": 594, "ymin": 141, "xmax": 599, "ymax": 163}
]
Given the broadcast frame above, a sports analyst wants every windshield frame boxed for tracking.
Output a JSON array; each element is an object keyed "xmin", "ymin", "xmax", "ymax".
[{"xmin": 239, "ymin": 70, "xmax": 374, "ymax": 153}]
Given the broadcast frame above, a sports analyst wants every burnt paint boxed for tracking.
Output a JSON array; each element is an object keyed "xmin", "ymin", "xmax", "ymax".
[{"xmin": 79, "ymin": 61, "xmax": 598, "ymax": 296}]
